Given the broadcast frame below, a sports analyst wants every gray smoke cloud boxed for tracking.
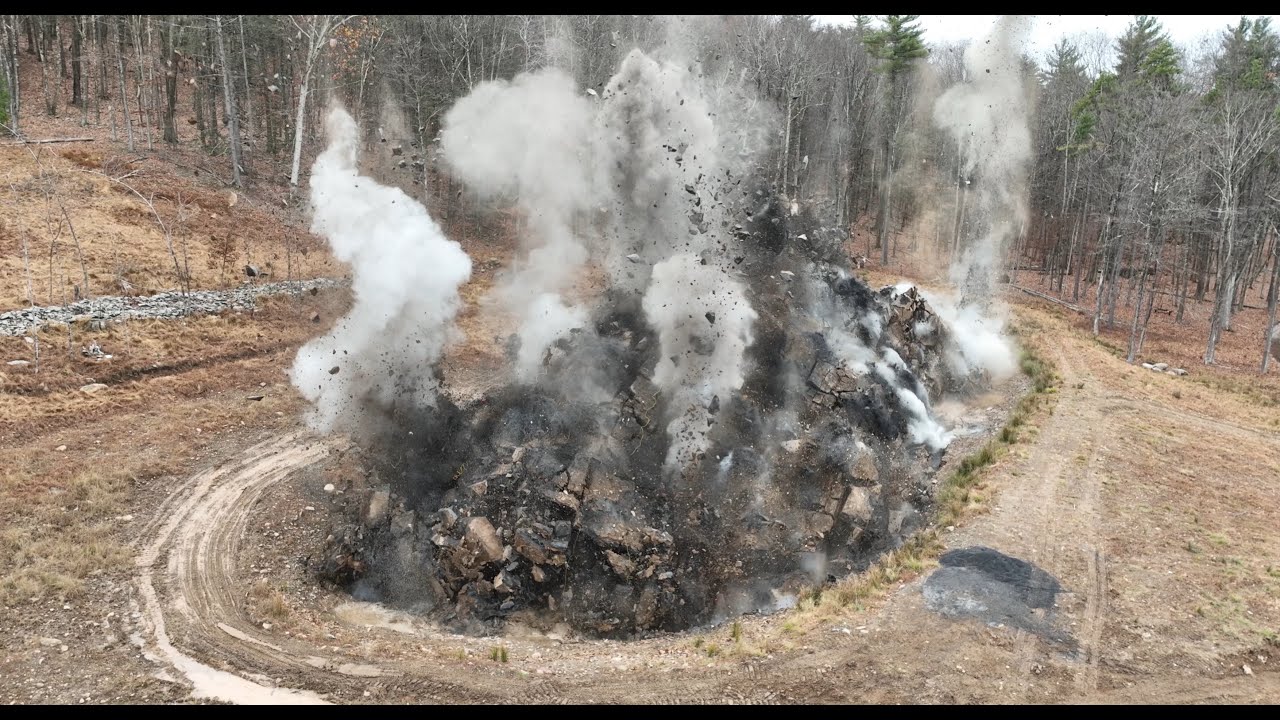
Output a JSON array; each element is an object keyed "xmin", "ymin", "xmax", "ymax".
[
  {"xmin": 596, "ymin": 49, "xmax": 769, "ymax": 295},
  {"xmin": 642, "ymin": 252, "xmax": 757, "ymax": 470},
  {"xmin": 291, "ymin": 107, "xmax": 473, "ymax": 432},
  {"xmin": 598, "ymin": 49, "xmax": 768, "ymax": 470},
  {"xmin": 439, "ymin": 47, "xmax": 769, "ymax": 471},
  {"xmin": 933, "ymin": 15, "xmax": 1033, "ymax": 311},
  {"xmin": 439, "ymin": 69, "xmax": 602, "ymax": 382}
]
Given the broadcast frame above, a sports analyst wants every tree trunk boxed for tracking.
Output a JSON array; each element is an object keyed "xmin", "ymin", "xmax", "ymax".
[
  {"xmin": 161, "ymin": 17, "xmax": 177, "ymax": 143},
  {"xmin": 115, "ymin": 16, "xmax": 133, "ymax": 151},
  {"xmin": 70, "ymin": 15, "xmax": 83, "ymax": 106},
  {"xmin": 56, "ymin": 15, "xmax": 66, "ymax": 79},
  {"xmin": 1175, "ymin": 232, "xmax": 1190, "ymax": 322},
  {"xmin": 1105, "ymin": 235, "xmax": 1125, "ymax": 328},
  {"xmin": 1205, "ymin": 271, "xmax": 1234, "ymax": 365},
  {"xmin": 38, "ymin": 18, "xmax": 55, "ymax": 116},
  {"xmin": 203, "ymin": 20, "xmax": 218, "ymax": 144},
  {"xmin": 780, "ymin": 92, "xmax": 793, "ymax": 195},
  {"xmin": 290, "ymin": 68, "xmax": 311, "ymax": 188},
  {"xmin": 1194, "ymin": 234, "xmax": 1210, "ymax": 302},
  {"xmin": 1205, "ymin": 201, "xmax": 1239, "ymax": 365},
  {"xmin": 1, "ymin": 16, "xmax": 21, "ymax": 133},
  {"xmin": 238, "ymin": 15, "xmax": 254, "ymax": 155},
  {"xmin": 214, "ymin": 16, "xmax": 242, "ymax": 187},
  {"xmin": 24, "ymin": 15, "xmax": 35, "ymax": 55},
  {"xmin": 90, "ymin": 16, "xmax": 101, "ymax": 125},
  {"xmin": 1261, "ymin": 232, "xmax": 1279, "ymax": 374},
  {"xmin": 95, "ymin": 16, "xmax": 107, "ymax": 100},
  {"xmin": 193, "ymin": 58, "xmax": 205, "ymax": 145},
  {"xmin": 877, "ymin": 127, "xmax": 892, "ymax": 265},
  {"xmin": 1092, "ymin": 208, "xmax": 1117, "ymax": 336},
  {"xmin": 1126, "ymin": 224, "xmax": 1157, "ymax": 363},
  {"xmin": 264, "ymin": 42, "xmax": 276, "ymax": 156},
  {"xmin": 130, "ymin": 16, "xmax": 151, "ymax": 150}
]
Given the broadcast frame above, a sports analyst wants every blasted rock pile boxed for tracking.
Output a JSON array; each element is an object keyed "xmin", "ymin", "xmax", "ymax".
[{"xmin": 317, "ymin": 257, "xmax": 983, "ymax": 637}]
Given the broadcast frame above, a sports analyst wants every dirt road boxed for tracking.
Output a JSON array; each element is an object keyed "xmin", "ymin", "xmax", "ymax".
[{"xmin": 129, "ymin": 304, "xmax": 1280, "ymax": 704}]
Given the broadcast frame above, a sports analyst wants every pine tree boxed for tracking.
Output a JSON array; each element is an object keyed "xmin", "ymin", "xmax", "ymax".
[
  {"xmin": 1040, "ymin": 40, "xmax": 1086, "ymax": 88},
  {"xmin": 1114, "ymin": 15, "xmax": 1166, "ymax": 80},
  {"xmin": 862, "ymin": 15, "xmax": 928, "ymax": 264},
  {"xmin": 863, "ymin": 15, "xmax": 927, "ymax": 78},
  {"xmin": 1139, "ymin": 39, "xmax": 1181, "ymax": 91},
  {"xmin": 1212, "ymin": 17, "xmax": 1280, "ymax": 92}
]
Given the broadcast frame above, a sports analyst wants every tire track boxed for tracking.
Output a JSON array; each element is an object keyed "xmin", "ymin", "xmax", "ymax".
[
  {"xmin": 134, "ymin": 431, "xmax": 333, "ymax": 704},
  {"xmin": 962, "ymin": 337, "xmax": 1110, "ymax": 700}
]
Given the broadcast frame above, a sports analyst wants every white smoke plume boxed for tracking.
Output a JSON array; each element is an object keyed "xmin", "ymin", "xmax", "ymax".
[
  {"xmin": 600, "ymin": 49, "xmax": 768, "ymax": 471},
  {"xmin": 291, "ymin": 107, "xmax": 472, "ymax": 432},
  {"xmin": 439, "ymin": 69, "xmax": 601, "ymax": 381},
  {"xmin": 924, "ymin": 288, "xmax": 1017, "ymax": 381},
  {"xmin": 642, "ymin": 252, "xmax": 757, "ymax": 470},
  {"xmin": 933, "ymin": 15, "xmax": 1033, "ymax": 310},
  {"xmin": 440, "ymin": 47, "xmax": 768, "ymax": 470},
  {"xmin": 874, "ymin": 347, "xmax": 951, "ymax": 451}
]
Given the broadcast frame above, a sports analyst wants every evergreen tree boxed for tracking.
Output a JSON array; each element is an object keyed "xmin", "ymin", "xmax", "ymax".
[
  {"xmin": 1212, "ymin": 17, "xmax": 1280, "ymax": 92},
  {"xmin": 1114, "ymin": 15, "xmax": 1167, "ymax": 80},
  {"xmin": 862, "ymin": 15, "xmax": 928, "ymax": 264}
]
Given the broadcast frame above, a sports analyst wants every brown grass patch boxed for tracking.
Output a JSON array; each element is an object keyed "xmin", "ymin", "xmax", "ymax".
[
  {"xmin": 1, "ymin": 456, "xmax": 138, "ymax": 604},
  {"xmin": 59, "ymin": 147, "xmax": 103, "ymax": 170},
  {"xmin": 0, "ymin": 144, "xmax": 343, "ymax": 309},
  {"xmin": 0, "ymin": 289, "xmax": 350, "ymax": 436},
  {"xmin": 248, "ymin": 580, "xmax": 293, "ymax": 625},
  {"xmin": 0, "ymin": 290, "xmax": 344, "ymax": 605}
]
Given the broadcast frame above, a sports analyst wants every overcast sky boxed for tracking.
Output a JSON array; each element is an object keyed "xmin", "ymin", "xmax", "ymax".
[{"xmin": 812, "ymin": 15, "xmax": 1276, "ymax": 64}]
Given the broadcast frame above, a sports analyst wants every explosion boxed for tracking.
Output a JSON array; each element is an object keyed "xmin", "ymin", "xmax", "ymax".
[{"xmin": 296, "ymin": 47, "xmax": 1014, "ymax": 637}]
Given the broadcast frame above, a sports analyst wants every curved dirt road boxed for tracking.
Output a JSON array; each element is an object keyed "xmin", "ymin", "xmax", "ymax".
[
  {"xmin": 134, "ymin": 432, "xmax": 334, "ymax": 704},
  {"xmin": 131, "ymin": 306, "xmax": 1280, "ymax": 704}
]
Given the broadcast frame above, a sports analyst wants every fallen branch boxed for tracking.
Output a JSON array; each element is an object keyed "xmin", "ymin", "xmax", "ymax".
[
  {"xmin": 1010, "ymin": 285, "xmax": 1087, "ymax": 315},
  {"xmin": 2, "ymin": 137, "xmax": 96, "ymax": 146}
]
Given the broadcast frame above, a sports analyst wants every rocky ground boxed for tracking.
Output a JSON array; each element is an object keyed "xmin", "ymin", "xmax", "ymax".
[{"xmin": 0, "ymin": 278, "xmax": 349, "ymax": 337}]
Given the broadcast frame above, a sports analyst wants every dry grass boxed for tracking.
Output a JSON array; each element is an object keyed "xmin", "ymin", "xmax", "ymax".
[
  {"xmin": 248, "ymin": 580, "xmax": 292, "ymax": 623},
  {"xmin": 0, "ymin": 290, "xmax": 349, "ymax": 439},
  {"xmin": 0, "ymin": 289, "xmax": 345, "ymax": 606},
  {"xmin": 0, "ymin": 143, "xmax": 342, "ymax": 310},
  {"xmin": 0, "ymin": 449, "xmax": 166, "ymax": 604}
]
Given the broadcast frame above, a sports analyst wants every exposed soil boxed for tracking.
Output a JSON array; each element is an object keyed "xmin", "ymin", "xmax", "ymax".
[{"xmin": 6, "ymin": 295, "xmax": 1276, "ymax": 705}]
